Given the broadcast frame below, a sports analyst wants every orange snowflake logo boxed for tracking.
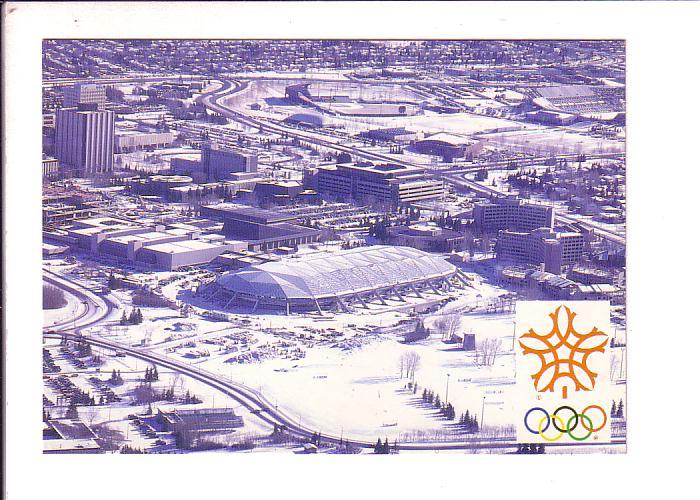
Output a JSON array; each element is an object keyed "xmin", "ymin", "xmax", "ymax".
[{"xmin": 518, "ymin": 305, "xmax": 608, "ymax": 399}]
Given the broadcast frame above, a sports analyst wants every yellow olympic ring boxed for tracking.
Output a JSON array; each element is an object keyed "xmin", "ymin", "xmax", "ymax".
[
  {"xmin": 538, "ymin": 414, "xmax": 565, "ymax": 442},
  {"xmin": 581, "ymin": 405, "xmax": 607, "ymax": 432}
]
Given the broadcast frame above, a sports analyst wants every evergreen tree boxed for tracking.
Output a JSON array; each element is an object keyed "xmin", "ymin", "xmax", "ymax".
[
  {"xmin": 383, "ymin": 438, "xmax": 390, "ymax": 454},
  {"xmin": 617, "ymin": 399, "xmax": 624, "ymax": 419},
  {"xmin": 120, "ymin": 311, "xmax": 128, "ymax": 325},
  {"xmin": 65, "ymin": 402, "xmax": 79, "ymax": 420},
  {"xmin": 374, "ymin": 438, "xmax": 382, "ymax": 454},
  {"xmin": 152, "ymin": 365, "xmax": 159, "ymax": 381},
  {"xmin": 611, "ymin": 400, "xmax": 617, "ymax": 417}
]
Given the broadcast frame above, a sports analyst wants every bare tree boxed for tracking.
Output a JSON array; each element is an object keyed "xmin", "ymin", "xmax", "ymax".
[
  {"xmin": 433, "ymin": 314, "xmax": 462, "ymax": 342},
  {"xmin": 84, "ymin": 405, "xmax": 100, "ymax": 427},
  {"xmin": 475, "ymin": 338, "xmax": 502, "ymax": 367},
  {"xmin": 405, "ymin": 351, "xmax": 421, "ymax": 381},
  {"xmin": 398, "ymin": 351, "xmax": 421, "ymax": 381},
  {"xmin": 170, "ymin": 373, "xmax": 182, "ymax": 396}
]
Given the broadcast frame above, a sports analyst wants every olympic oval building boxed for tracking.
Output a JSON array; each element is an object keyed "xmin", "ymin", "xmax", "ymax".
[{"xmin": 200, "ymin": 245, "xmax": 469, "ymax": 313}]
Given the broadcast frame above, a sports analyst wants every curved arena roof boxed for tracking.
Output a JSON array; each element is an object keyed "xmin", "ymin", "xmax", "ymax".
[{"xmin": 216, "ymin": 245, "xmax": 456, "ymax": 302}]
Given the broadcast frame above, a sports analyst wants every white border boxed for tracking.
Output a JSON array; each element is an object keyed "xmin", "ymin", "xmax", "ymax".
[{"xmin": 4, "ymin": 1, "xmax": 700, "ymax": 498}]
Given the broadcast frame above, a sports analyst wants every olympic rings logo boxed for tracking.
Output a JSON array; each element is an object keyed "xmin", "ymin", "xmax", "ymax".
[{"xmin": 524, "ymin": 405, "xmax": 607, "ymax": 441}]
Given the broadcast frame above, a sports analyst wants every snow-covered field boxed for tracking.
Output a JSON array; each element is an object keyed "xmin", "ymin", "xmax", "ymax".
[{"xmin": 481, "ymin": 128, "xmax": 625, "ymax": 155}]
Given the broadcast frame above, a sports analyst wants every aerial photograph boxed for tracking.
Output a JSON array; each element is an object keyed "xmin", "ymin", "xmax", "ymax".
[{"xmin": 40, "ymin": 39, "xmax": 626, "ymax": 455}]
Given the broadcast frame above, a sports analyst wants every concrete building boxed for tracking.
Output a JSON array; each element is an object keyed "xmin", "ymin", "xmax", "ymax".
[
  {"xmin": 157, "ymin": 408, "xmax": 244, "ymax": 433},
  {"xmin": 43, "ymin": 157, "xmax": 60, "ymax": 179},
  {"xmin": 414, "ymin": 133, "xmax": 482, "ymax": 161},
  {"xmin": 387, "ymin": 224, "xmax": 465, "ymax": 253},
  {"xmin": 55, "ymin": 106, "xmax": 115, "ymax": 176},
  {"xmin": 43, "ymin": 419, "xmax": 102, "ymax": 454},
  {"xmin": 114, "ymin": 130, "xmax": 176, "ymax": 153},
  {"xmin": 63, "ymin": 83, "xmax": 107, "ymax": 111},
  {"xmin": 129, "ymin": 175, "xmax": 194, "ymax": 197},
  {"xmin": 253, "ymin": 180, "xmax": 307, "ymax": 205},
  {"xmin": 473, "ymin": 196, "xmax": 555, "ymax": 232},
  {"xmin": 317, "ymin": 163, "xmax": 443, "ymax": 207},
  {"xmin": 524, "ymin": 110, "xmax": 577, "ymax": 126},
  {"xmin": 64, "ymin": 217, "xmax": 244, "ymax": 270},
  {"xmin": 201, "ymin": 204, "xmax": 321, "ymax": 252},
  {"xmin": 496, "ymin": 227, "xmax": 584, "ymax": 274},
  {"xmin": 201, "ymin": 142, "xmax": 258, "ymax": 181},
  {"xmin": 361, "ymin": 127, "xmax": 419, "ymax": 144}
]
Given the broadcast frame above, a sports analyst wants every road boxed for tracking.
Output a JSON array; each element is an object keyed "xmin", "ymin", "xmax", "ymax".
[{"xmin": 43, "ymin": 268, "xmax": 116, "ymax": 332}]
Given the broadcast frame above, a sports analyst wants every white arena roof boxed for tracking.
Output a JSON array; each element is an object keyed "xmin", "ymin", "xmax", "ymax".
[{"xmin": 216, "ymin": 245, "xmax": 456, "ymax": 302}]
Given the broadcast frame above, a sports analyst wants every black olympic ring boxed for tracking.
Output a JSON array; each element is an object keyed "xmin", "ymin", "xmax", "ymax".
[{"xmin": 553, "ymin": 406, "xmax": 578, "ymax": 433}]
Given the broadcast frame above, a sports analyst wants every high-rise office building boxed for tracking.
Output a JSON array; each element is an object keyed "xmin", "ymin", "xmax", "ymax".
[
  {"xmin": 63, "ymin": 83, "xmax": 107, "ymax": 110},
  {"xmin": 316, "ymin": 162, "xmax": 444, "ymax": 206},
  {"xmin": 55, "ymin": 106, "xmax": 115, "ymax": 176},
  {"xmin": 496, "ymin": 227, "xmax": 584, "ymax": 274}
]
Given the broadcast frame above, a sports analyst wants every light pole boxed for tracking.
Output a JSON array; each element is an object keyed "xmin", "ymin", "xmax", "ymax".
[
  {"xmin": 480, "ymin": 396, "xmax": 486, "ymax": 430},
  {"xmin": 445, "ymin": 373, "xmax": 451, "ymax": 405}
]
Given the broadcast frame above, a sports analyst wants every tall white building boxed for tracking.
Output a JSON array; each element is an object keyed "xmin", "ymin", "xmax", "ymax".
[{"xmin": 55, "ymin": 107, "xmax": 115, "ymax": 176}]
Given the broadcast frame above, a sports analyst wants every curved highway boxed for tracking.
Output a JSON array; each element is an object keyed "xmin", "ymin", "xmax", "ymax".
[{"xmin": 43, "ymin": 268, "xmax": 116, "ymax": 332}]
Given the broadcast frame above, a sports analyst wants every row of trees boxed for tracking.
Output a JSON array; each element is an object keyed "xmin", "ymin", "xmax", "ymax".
[{"xmin": 420, "ymin": 387, "xmax": 479, "ymax": 433}]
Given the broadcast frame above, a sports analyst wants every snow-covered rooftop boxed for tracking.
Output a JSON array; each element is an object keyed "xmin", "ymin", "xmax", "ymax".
[{"xmin": 217, "ymin": 245, "xmax": 456, "ymax": 301}]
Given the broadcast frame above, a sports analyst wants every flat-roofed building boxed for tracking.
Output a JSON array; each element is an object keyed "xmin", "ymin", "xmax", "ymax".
[
  {"xmin": 201, "ymin": 142, "xmax": 258, "ymax": 181},
  {"xmin": 361, "ymin": 127, "xmax": 419, "ymax": 144},
  {"xmin": 43, "ymin": 157, "xmax": 60, "ymax": 179},
  {"xmin": 64, "ymin": 217, "xmax": 244, "ymax": 270},
  {"xmin": 317, "ymin": 162, "xmax": 443, "ymax": 207},
  {"xmin": 414, "ymin": 133, "xmax": 483, "ymax": 161},
  {"xmin": 115, "ymin": 130, "xmax": 176, "ymax": 152},
  {"xmin": 473, "ymin": 196, "xmax": 555, "ymax": 233},
  {"xmin": 388, "ymin": 224, "xmax": 465, "ymax": 253},
  {"xmin": 63, "ymin": 83, "xmax": 107, "ymax": 111},
  {"xmin": 201, "ymin": 203, "xmax": 321, "ymax": 252},
  {"xmin": 496, "ymin": 227, "xmax": 584, "ymax": 274},
  {"xmin": 157, "ymin": 408, "xmax": 244, "ymax": 433}
]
